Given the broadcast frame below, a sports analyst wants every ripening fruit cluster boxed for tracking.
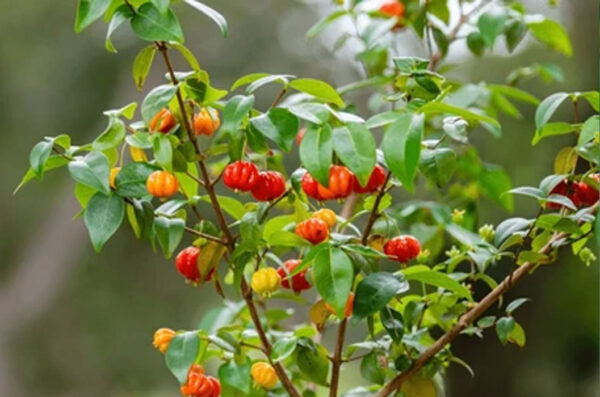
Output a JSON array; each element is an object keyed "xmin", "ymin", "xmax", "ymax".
[
  {"xmin": 302, "ymin": 164, "xmax": 387, "ymax": 201},
  {"xmin": 548, "ymin": 174, "xmax": 599, "ymax": 209},
  {"xmin": 150, "ymin": 107, "xmax": 220, "ymax": 136},
  {"xmin": 224, "ymin": 161, "xmax": 286, "ymax": 202},
  {"xmin": 295, "ymin": 208, "xmax": 338, "ymax": 245}
]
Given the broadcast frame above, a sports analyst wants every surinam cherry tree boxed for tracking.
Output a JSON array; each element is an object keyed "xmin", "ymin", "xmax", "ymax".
[{"xmin": 17, "ymin": 0, "xmax": 599, "ymax": 396}]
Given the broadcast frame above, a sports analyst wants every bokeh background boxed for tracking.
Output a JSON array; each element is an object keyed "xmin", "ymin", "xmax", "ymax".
[{"xmin": 0, "ymin": 1, "xmax": 598, "ymax": 396}]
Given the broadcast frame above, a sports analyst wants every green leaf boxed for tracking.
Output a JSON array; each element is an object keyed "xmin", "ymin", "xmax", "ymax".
[
  {"xmin": 353, "ymin": 272, "xmax": 409, "ymax": 319},
  {"xmin": 289, "ymin": 78, "xmax": 345, "ymax": 108},
  {"xmin": 527, "ymin": 18, "xmax": 572, "ymax": 56},
  {"xmin": 487, "ymin": 84, "xmax": 539, "ymax": 105},
  {"xmin": 250, "ymin": 108, "xmax": 299, "ymax": 152},
  {"xmin": 535, "ymin": 92, "xmax": 569, "ymax": 130},
  {"xmin": 505, "ymin": 20, "xmax": 527, "ymax": 52},
  {"xmin": 295, "ymin": 340, "xmax": 330, "ymax": 386},
  {"xmin": 312, "ymin": 246, "xmax": 354, "ymax": 317},
  {"xmin": 68, "ymin": 151, "xmax": 111, "ymax": 194},
  {"xmin": 166, "ymin": 331, "xmax": 200, "ymax": 384},
  {"xmin": 15, "ymin": 156, "xmax": 69, "ymax": 194},
  {"xmin": 153, "ymin": 134, "xmax": 173, "ymax": 170},
  {"xmin": 231, "ymin": 73, "xmax": 270, "ymax": 91},
  {"xmin": 218, "ymin": 359, "xmax": 251, "ymax": 394},
  {"xmin": 419, "ymin": 147, "xmax": 456, "ymax": 186},
  {"xmin": 508, "ymin": 322, "xmax": 526, "ymax": 347},
  {"xmin": 29, "ymin": 140, "xmax": 54, "ymax": 179},
  {"xmin": 393, "ymin": 57, "xmax": 429, "ymax": 73},
  {"xmin": 580, "ymin": 91, "xmax": 600, "ymax": 112},
  {"xmin": 382, "ymin": 113, "xmax": 424, "ymax": 193},
  {"xmin": 175, "ymin": 162, "xmax": 200, "ymax": 198},
  {"xmin": 132, "ymin": 45, "xmax": 157, "ymax": 90},
  {"xmin": 75, "ymin": 183, "xmax": 97, "ymax": 209},
  {"xmin": 428, "ymin": 0, "xmax": 449, "ymax": 24},
  {"xmin": 306, "ymin": 10, "xmax": 348, "ymax": 39},
  {"xmin": 141, "ymin": 84, "xmax": 179, "ymax": 124},
  {"xmin": 183, "ymin": 0, "xmax": 228, "ymax": 37},
  {"xmin": 105, "ymin": 5, "xmax": 133, "ymax": 53},
  {"xmin": 75, "ymin": 0, "xmax": 112, "ymax": 33},
  {"xmin": 402, "ymin": 266, "xmax": 473, "ymax": 300},
  {"xmin": 365, "ymin": 111, "xmax": 402, "ymax": 129},
  {"xmin": 477, "ymin": 11, "xmax": 506, "ymax": 47},
  {"xmin": 506, "ymin": 297, "xmax": 530, "ymax": 315},
  {"xmin": 360, "ymin": 352, "xmax": 386, "ymax": 385},
  {"xmin": 196, "ymin": 195, "xmax": 247, "ymax": 220},
  {"xmin": 220, "ymin": 95, "xmax": 255, "ymax": 135},
  {"xmin": 153, "ymin": 216, "xmax": 185, "ymax": 258},
  {"xmin": 266, "ymin": 231, "xmax": 310, "ymax": 248},
  {"xmin": 494, "ymin": 217, "xmax": 532, "ymax": 246},
  {"xmin": 246, "ymin": 74, "xmax": 292, "ymax": 94},
  {"xmin": 151, "ymin": 0, "xmax": 170, "ymax": 14},
  {"xmin": 466, "ymin": 32, "xmax": 486, "ymax": 56},
  {"xmin": 299, "ymin": 124, "xmax": 333, "ymax": 186},
  {"xmin": 332, "ymin": 124, "xmax": 376, "ymax": 186},
  {"xmin": 131, "ymin": 2, "xmax": 184, "ymax": 43},
  {"xmin": 419, "ymin": 102, "xmax": 501, "ymax": 136},
  {"xmin": 286, "ymin": 102, "xmax": 330, "ymax": 125},
  {"xmin": 115, "ymin": 162, "xmax": 160, "ymax": 197},
  {"xmin": 496, "ymin": 317, "xmax": 516, "ymax": 344},
  {"xmin": 104, "ymin": 102, "xmax": 138, "ymax": 120},
  {"xmin": 94, "ymin": 118, "xmax": 126, "ymax": 151},
  {"xmin": 271, "ymin": 337, "xmax": 298, "ymax": 363},
  {"xmin": 169, "ymin": 42, "xmax": 201, "ymax": 72},
  {"xmin": 578, "ymin": 116, "xmax": 599, "ymax": 147},
  {"xmin": 380, "ymin": 307, "xmax": 404, "ymax": 342},
  {"xmin": 84, "ymin": 192, "xmax": 125, "ymax": 252},
  {"xmin": 532, "ymin": 122, "xmax": 577, "ymax": 145}
]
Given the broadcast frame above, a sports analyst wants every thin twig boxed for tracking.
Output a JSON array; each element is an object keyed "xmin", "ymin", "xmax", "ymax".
[
  {"xmin": 329, "ymin": 318, "xmax": 348, "ymax": 397},
  {"xmin": 183, "ymin": 226, "xmax": 227, "ymax": 245},
  {"xmin": 361, "ymin": 171, "xmax": 393, "ymax": 245}
]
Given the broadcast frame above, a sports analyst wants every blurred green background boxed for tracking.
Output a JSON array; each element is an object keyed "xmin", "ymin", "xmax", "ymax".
[{"xmin": 0, "ymin": 1, "xmax": 598, "ymax": 396}]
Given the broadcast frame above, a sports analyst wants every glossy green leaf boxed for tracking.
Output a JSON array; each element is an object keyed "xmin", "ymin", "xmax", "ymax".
[
  {"xmin": 360, "ymin": 352, "xmax": 386, "ymax": 385},
  {"xmin": 532, "ymin": 122, "xmax": 576, "ymax": 145},
  {"xmin": 477, "ymin": 11, "xmax": 506, "ymax": 47},
  {"xmin": 535, "ymin": 92, "xmax": 569, "ymax": 129},
  {"xmin": 578, "ymin": 115, "xmax": 599, "ymax": 147},
  {"xmin": 141, "ymin": 84, "xmax": 178, "ymax": 124},
  {"xmin": 496, "ymin": 317, "xmax": 516, "ymax": 344},
  {"xmin": 68, "ymin": 151, "xmax": 111, "ymax": 194},
  {"xmin": 94, "ymin": 118, "xmax": 126, "ymax": 151},
  {"xmin": 250, "ymin": 108, "xmax": 299, "ymax": 152},
  {"xmin": 151, "ymin": 0, "xmax": 170, "ymax": 13},
  {"xmin": 169, "ymin": 42, "xmax": 201, "ymax": 72},
  {"xmin": 219, "ymin": 95, "xmax": 255, "ymax": 135},
  {"xmin": 402, "ymin": 266, "xmax": 473, "ymax": 300},
  {"xmin": 333, "ymin": 124, "xmax": 376, "ymax": 186},
  {"xmin": 353, "ymin": 272, "xmax": 409, "ymax": 319},
  {"xmin": 131, "ymin": 2, "xmax": 184, "ymax": 42},
  {"xmin": 75, "ymin": 0, "xmax": 112, "ymax": 32},
  {"xmin": 84, "ymin": 192, "xmax": 125, "ymax": 252},
  {"xmin": 29, "ymin": 140, "xmax": 54, "ymax": 179},
  {"xmin": 105, "ymin": 5, "xmax": 133, "ymax": 53},
  {"xmin": 133, "ymin": 45, "xmax": 157, "ymax": 90},
  {"xmin": 419, "ymin": 147, "xmax": 456, "ymax": 186},
  {"xmin": 271, "ymin": 337, "xmax": 298, "ymax": 363},
  {"xmin": 115, "ymin": 162, "xmax": 160, "ymax": 197},
  {"xmin": 299, "ymin": 124, "xmax": 333, "ymax": 186},
  {"xmin": 153, "ymin": 216, "xmax": 185, "ymax": 258},
  {"xmin": 295, "ymin": 339, "xmax": 330, "ymax": 386},
  {"xmin": 166, "ymin": 331, "xmax": 201, "ymax": 384},
  {"xmin": 183, "ymin": 0, "xmax": 228, "ymax": 37},
  {"xmin": 312, "ymin": 246, "xmax": 354, "ymax": 317},
  {"xmin": 15, "ymin": 156, "xmax": 69, "ymax": 194},
  {"xmin": 527, "ymin": 19, "xmax": 572, "ymax": 56},
  {"xmin": 289, "ymin": 78, "xmax": 344, "ymax": 108},
  {"xmin": 382, "ymin": 113, "xmax": 424, "ymax": 192},
  {"xmin": 153, "ymin": 134, "xmax": 173, "ymax": 170},
  {"xmin": 380, "ymin": 307, "xmax": 404, "ymax": 342},
  {"xmin": 218, "ymin": 358, "xmax": 251, "ymax": 393}
]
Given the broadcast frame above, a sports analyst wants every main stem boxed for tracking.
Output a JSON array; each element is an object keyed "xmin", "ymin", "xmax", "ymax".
[
  {"xmin": 329, "ymin": 318, "xmax": 348, "ymax": 397},
  {"xmin": 156, "ymin": 42, "xmax": 301, "ymax": 397}
]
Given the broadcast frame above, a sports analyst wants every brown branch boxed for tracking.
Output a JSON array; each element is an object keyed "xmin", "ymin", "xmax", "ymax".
[
  {"xmin": 183, "ymin": 226, "xmax": 227, "ymax": 245},
  {"xmin": 361, "ymin": 171, "xmax": 393, "ymax": 245},
  {"xmin": 374, "ymin": 203, "xmax": 599, "ymax": 397},
  {"xmin": 329, "ymin": 318, "xmax": 348, "ymax": 397},
  {"xmin": 156, "ymin": 43, "xmax": 301, "ymax": 397},
  {"xmin": 269, "ymin": 88, "xmax": 287, "ymax": 109},
  {"xmin": 258, "ymin": 188, "xmax": 291, "ymax": 223}
]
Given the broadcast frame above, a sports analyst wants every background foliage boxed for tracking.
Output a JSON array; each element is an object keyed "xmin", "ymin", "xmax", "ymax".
[{"xmin": 0, "ymin": 1, "xmax": 598, "ymax": 397}]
